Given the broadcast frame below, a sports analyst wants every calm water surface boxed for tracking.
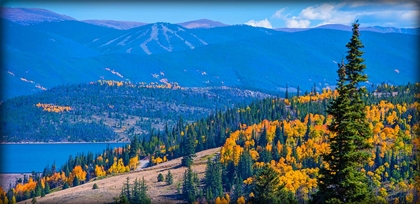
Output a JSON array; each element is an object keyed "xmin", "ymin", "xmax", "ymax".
[{"xmin": 1, "ymin": 143, "xmax": 128, "ymax": 173}]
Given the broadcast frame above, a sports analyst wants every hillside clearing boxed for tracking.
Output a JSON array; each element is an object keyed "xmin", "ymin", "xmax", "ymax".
[{"xmin": 17, "ymin": 147, "xmax": 220, "ymax": 204}]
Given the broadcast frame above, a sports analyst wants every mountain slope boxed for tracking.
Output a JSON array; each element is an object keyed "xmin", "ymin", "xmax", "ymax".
[
  {"xmin": 177, "ymin": 18, "xmax": 227, "ymax": 28},
  {"xmin": 315, "ymin": 24, "xmax": 420, "ymax": 34},
  {"xmin": 1, "ymin": 7, "xmax": 76, "ymax": 25},
  {"xmin": 2, "ymin": 22, "xmax": 417, "ymax": 99},
  {"xmin": 2, "ymin": 8, "xmax": 418, "ymax": 100},
  {"xmin": 87, "ymin": 22, "xmax": 208, "ymax": 55},
  {"xmin": 82, "ymin": 19, "xmax": 146, "ymax": 30},
  {"xmin": 28, "ymin": 20, "xmax": 124, "ymax": 45}
]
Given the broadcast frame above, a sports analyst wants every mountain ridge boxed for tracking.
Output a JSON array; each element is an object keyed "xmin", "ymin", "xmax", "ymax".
[
  {"xmin": 2, "ymin": 7, "xmax": 419, "ymax": 32},
  {"xmin": 1, "ymin": 7, "xmax": 418, "ymax": 100}
]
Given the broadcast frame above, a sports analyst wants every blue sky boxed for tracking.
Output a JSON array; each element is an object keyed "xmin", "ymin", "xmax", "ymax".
[{"xmin": 4, "ymin": 0, "xmax": 419, "ymax": 28}]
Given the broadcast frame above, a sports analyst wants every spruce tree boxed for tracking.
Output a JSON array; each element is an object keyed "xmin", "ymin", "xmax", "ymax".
[
  {"xmin": 183, "ymin": 166, "xmax": 199, "ymax": 204},
  {"xmin": 31, "ymin": 196, "xmax": 37, "ymax": 204},
  {"xmin": 181, "ymin": 127, "xmax": 196, "ymax": 167},
  {"xmin": 139, "ymin": 177, "xmax": 151, "ymax": 204},
  {"xmin": 157, "ymin": 173, "xmax": 164, "ymax": 182},
  {"xmin": 204, "ymin": 157, "xmax": 223, "ymax": 202},
  {"xmin": 314, "ymin": 20, "xmax": 375, "ymax": 203},
  {"xmin": 166, "ymin": 170, "xmax": 174, "ymax": 185},
  {"xmin": 251, "ymin": 164, "xmax": 297, "ymax": 204}
]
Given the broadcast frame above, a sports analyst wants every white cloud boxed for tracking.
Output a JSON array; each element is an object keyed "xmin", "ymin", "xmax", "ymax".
[
  {"xmin": 301, "ymin": 4, "xmax": 335, "ymax": 20},
  {"xmin": 286, "ymin": 19, "xmax": 311, "ymax": 28},
  {"xmin": 271, "ymin": 1, "xmax": 419, "ymax": 28},
  {"xmin": 245, "ymin": 18, "xmax": 273, "ymax": 28},
  {"xmin": 272, "ymin": 8, "xmax": 287, "ymax": 19},
  {"xmin": 346, "ymin": 1, "xmax": 370, "ymax": 8},
  {"xmin": 400, "ymin": 10, "xmax": 419, "ymax": 20},
  {"xmin": 315, "ymin": 13, "xmax": 357, "ymax": 26}
]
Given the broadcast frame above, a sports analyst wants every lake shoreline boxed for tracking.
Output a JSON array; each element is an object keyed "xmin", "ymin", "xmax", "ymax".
[
  {"xmin": 1, "ymin": 141, "xmax": 129, "ymax": 144},
  {"xmin": 1, "ymin": 143, "xmax": 130, "ymax": 173}
]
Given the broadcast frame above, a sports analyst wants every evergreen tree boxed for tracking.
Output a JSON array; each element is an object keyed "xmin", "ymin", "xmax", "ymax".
[
  {"xmin": 123, "ymin": 177, "xmax": 131, "ymax": 201},
  {"xmin": 157, "ymin": 173, "xmax": 164, "ymax": 182},
  {"xmin": 116, "ymin": 188, "xmax": 129, "ymax": 204},
  {"xmin": 31, "ymin": 196, "xmax": 37, "ymax": 204},
  {"xmin": 313, "ymin": 20, "xmax": 375, "ymax": 204},
  {"xmin": 130, "ymin": 135, "xmax": 139, "ymax": 158},
  {"xmin": 165, "ymin": 170, "xmax": 174, "ymax": 185},
  {"xmin": 183, "ymin": 166, "xmax": 199, "ymax": 204},
  {"xmin": 232, "ymin": 173, "xmax": 243, "ymax": 203},
  {"xmin": 238, "ymin": 151, "xmax": 254, "ymax": 180},
  {"xmin": 73, "ymin": 176, "xmax": 79, "ymax": 187},
  {"xmin": 251, "ymin": 164, "xmax": 297, "ymax": 204},
  {"xmin": 139, "ymin": 177, "xmax": 151, "ymax": 204},
  {"xmin": 92, "ymin": 183, "xmax": 99, "ymax": 189},
  {"xmin": 63, "ymin": 182, "xmax": 69, "ymax": 189},
  {"xmin": 297, "ymin": 85, "xmax": 300, "ymax": 97},
  {"xmin": 115, "ymin": 177, "xmax": 150, "ymax": 204},
  {"xmin": 181, "ymin": 127, "xmax": 196, "ymax": 167},
  {"xmin": 204, "ymin": 158, "xmax": 223, "ymax": 202},
  {"xmin": 44, "ymin": 181, "xmax": 51, "ymax": 194}
]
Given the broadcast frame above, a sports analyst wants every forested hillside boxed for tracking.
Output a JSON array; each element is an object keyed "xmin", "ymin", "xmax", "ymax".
[
  {"xmin": 2, "ymin": 82, "xmax": 418, "ymax": 204},
  {"xmin": 1, "ymin": 9, "xmax": 419, "ymax": 204},
  {"xmin": 0, "ymin": 81, "xmax": 271, "ymax": 143}
]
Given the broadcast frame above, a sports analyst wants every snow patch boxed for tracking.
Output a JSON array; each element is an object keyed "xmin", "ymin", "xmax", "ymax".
[
  {"xmin": 99, "ymin": 33, "xmax": 129, "ymax": 47},
  {"xmin": 190, "ymin": 33, "xmax": 208, "ymax": 45},
  {"xmin": 117, "ymin": 35, "xmax": 132, "ymax": 46},
  {"xmin": 159, "ymin": 78, "xmax": 171, "ymax": 87},
  {"xmin": 105, "ymin": 68, "xmax": 124, "ymax": 78},
  {"xmin": 159, "ymin": 24, "xmax": 174, "ymax": 52},
  {"xmin": 133, "ymin": 30, "xmax": 149, "ymax": 41},
  {"xmin": 151, "ymin": 73, "xmax": 159, "ymax": 79},
  {"xmin": 35, "ymin": 84, "xmax": 47, "ymax": 91},
  {"xmin": 140, "ymin": 25, "xmax": 159, "ymax": 55},
  {"xmin": 184, "ymin": 41, "xmax": 194, "ymax": 49},
  {"xmin": 173, "ymin": 32, "xmax": 195, "ymax": 49},
  {"xmin": 20, "ymin": 78, "xmax": 34, "ymax": 84}
]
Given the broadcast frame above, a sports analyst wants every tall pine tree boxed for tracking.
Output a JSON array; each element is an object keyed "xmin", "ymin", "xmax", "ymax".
[
  {"xmin": 313, "ymin": 20, "xmax": 375, "ymax": 203},
  {"xmin": 203, "ymin": 157, "xmax": 223, "ymax": 202},
  {"xmin": 181, "ymin": 126, "xmax": 196, "ymax": 167},
  {"xmin": 182, "ymin": 166, "xmax": 199, "ymax": 204}
]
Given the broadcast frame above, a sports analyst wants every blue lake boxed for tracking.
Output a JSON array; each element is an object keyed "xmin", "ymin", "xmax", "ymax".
[{"xmin": 0, "ymin": 143, "xmax": 128, "ymax": 173}]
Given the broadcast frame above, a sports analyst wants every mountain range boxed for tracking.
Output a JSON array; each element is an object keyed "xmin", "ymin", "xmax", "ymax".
[{"xmin": 1, "ymin": 7, "xmax": 419, "ymax": 100}]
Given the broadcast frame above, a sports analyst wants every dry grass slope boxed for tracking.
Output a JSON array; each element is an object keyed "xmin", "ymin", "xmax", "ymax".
[{"xmin": 17, "ymin": 147, "xmax": 220, "ymax": 204}]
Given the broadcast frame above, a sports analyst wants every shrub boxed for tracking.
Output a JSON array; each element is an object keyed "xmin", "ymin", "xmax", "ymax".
[
  {"xmin": 157, "ymin": 173, "xmax": 164, "ymax": 182},
  {"xmin": 93, "ymin": 183, "xmax": 99, "ymax": 189}
]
